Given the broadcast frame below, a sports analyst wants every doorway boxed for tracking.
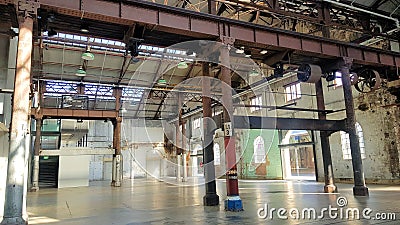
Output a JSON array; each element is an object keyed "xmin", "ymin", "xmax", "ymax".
[{"xmin": 280, "ymin": 130, "xmax": 316, "ymax": 180}]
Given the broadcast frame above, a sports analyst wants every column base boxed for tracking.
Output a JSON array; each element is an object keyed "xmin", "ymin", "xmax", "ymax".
[
  {"xmin": 29, "ymin": 186, "xmax": 39, "ymax": 192},
  {"xmin": 111, "ymin": 181, "xmax": 121, "ymax": 187},
  {"xmin": 224, "ymin": 196, "xmax": 243, "ymax": 211},
  {"xmin": 0, "ymin": 217, "xmax": 27, "ymax": 225},
  {"xmin": 353, "ymin": 186, "xmax": 369, "ymax": 196},
  {"xmin": 203, "ymin": 193, "xmax": 219, "ymax": 206},
  {"xmin": 324, "ymin": 184, "xmax": 337, "ymax": 193}
]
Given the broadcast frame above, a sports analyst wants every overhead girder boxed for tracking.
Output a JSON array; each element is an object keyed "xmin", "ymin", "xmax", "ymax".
[{"xmin": 215, "ymin": 0, "xmax": 397, "ymax": 40}]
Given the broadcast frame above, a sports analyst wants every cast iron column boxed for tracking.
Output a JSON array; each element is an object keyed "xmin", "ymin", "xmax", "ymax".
[
  {"xmin": 220, "ymin": 37, "xmax": 243, "ymax": 211},
  {"xmin": 340, "ymin": 58, "xmax": 369, "ymax": 196},
  {"xmin": 111, "ymin": 117, "xmax": 122, "ymax": 187},
  {"xmin": 2, "ymin": 13, "xmax": 34, "ymax": 225},
  {"xmin": 202, "ymin": 62, "xmax": 219, "ymax": 206},
  {"xmin": 315, "ymin": 79, "xmax": 337, "ymax": 193},
  {"xmin": 30, "ymin": 118, "xmax": 42, "ymax": 192}
]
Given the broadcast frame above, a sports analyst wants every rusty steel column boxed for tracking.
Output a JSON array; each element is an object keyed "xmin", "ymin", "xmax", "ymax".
[
  {"xmin": 202, "ymin": 62, "xmax": 219, "ymax": 206},
  {"xmin": 341, "ymin": 58, "xmax": 369, "ymax": 196},
  {"xmin": 315, "ymin": 79, "xmax": 337, "ymax": 193},
  {"xmin": 208, "ymin": 0, "xmax": 217, "ymax": 14},
  {"xmin": 111, "ymin": 117, "xmax": 122, "ymax": 187},
  {"xmin": 220, "ymin": 37, "xmax": 243, "ymax": 211},
  {"xmin": 30, "ymin": 118, "xmax": 42, "ymax": 192},
  {"xmin": 2, "ymin": 14, "xmax": 34, "ymax": 225}
]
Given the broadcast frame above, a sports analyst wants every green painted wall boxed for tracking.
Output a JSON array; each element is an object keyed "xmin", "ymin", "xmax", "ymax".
[{"xmin": 238, "ymin": 129, "xmax": 282, "ymax": 179}]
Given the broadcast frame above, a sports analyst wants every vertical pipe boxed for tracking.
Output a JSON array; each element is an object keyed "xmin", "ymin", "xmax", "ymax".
[
  {"xmin": 340, "ymin": 58, "xmax": 369, "ymax": 196},
  {"xmin": 30, "ymin": 118, "xmax": 42, "ymax": 192},
  {"xmin": 220, "ymin": 42, "xmax": 243, "ymax": 211},
  {"xmin": 2, "ymin": 16, "xmax": 33, "ymax": 225},
  {"xmin": 315, "ymin": 80, "xmax": 337, "ymax": 193},
  {"xmin": 202, "ymin": 62, "xmax": 219, "ymax": 206}
]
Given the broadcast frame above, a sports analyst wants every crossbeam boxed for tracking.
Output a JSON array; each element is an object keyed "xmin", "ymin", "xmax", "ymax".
[{"xmin": 17, "ymin": 0, "xmax": 399, "ymax": 68}]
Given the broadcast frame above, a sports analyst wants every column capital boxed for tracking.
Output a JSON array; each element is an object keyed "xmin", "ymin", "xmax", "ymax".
[
  {"xmin": 341, "ymin": 57, "xmax": 353, "ymax": 68},
  {"xmin": 219, "ymin": 36, "xmax": 235, "ymax": 47},
  {"xmin": 14, "ymin": 0, "xmax": 39, "ymax": 19}
]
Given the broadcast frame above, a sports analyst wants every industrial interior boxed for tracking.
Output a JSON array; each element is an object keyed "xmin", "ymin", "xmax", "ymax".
[{"xmin": 0, "ymin": 0, "xmax": 399, "ymax": 224}]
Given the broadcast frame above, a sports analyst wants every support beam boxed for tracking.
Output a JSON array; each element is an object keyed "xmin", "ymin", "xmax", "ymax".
[
  {"xmin": 23, "ymin": 0, "xmax": 400, "ymax": 68},
  {"xmin": 111, "ymin": 117, "xmax": 122, "ymax": 187},
  {"xmin": 202, "ymin": 63, "xmax": 219, "ymax": 206},
  {"xmin": 220, "ymin": 37, "xmax": 243, "ymax": 211},
  {"xmin": 2, "ymin": 13, "xmax": 35, "ymax": 225},
  {"xmin": 340, "ymin": 58, "xmax": 369, "ymax": 196},
  {"xmin": 30, "ymin": 118, "xmax": 42, "ymax": 192},
  {"xmin": 315, "ymin": 79, "xmax": 337, "ymax": 193}
]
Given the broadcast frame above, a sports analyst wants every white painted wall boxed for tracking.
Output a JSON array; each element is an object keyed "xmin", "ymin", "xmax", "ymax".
[{"xmin": 58, "ymin": 155, "xmax": 91, "ymax": 188}]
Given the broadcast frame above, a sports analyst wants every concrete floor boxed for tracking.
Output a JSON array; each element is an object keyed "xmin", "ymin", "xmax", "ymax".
[{"xmin": 26, "ymin": 178, "xmax": 400, "ymax": 225}]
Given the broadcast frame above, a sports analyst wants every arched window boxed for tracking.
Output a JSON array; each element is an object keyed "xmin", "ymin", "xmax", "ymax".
[
  {"xmin": 213, "ymin": 143, "xmax": 221, "ymax": 165},
  {"xmin": 253, "ymin": 136, "xmax": 265, "ymax": 163},
  {"xmin": 340, "ymin": 122, "xmax": 366, "ymax": 160}
]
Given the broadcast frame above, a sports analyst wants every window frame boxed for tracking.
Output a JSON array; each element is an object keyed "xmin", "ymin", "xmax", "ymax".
[
  {"xmin": 253, "ymin": 136, "xmax": 266, "ymax": 163},
  {"xmin": 250, "ymin": 96, "xmax": 262, "ymax": 112},
  {"xmin": 284, "ymin": 82, "xmax": 301, "ymax": 102},
  {"xmin": 340, "ymin": 122, "xmax": 366, "ymax": 160}
]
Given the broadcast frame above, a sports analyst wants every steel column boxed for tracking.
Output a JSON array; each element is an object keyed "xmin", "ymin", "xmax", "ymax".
[
  {"xmin": 208, "ymin": 0, "xmax": 217, "ymax": 14},
  {"xmin": 177, "ymin": 154, "xmax": 181, "ymax": 181},
  {"xmin": 2, "ymin": 15, "xmax": 34, "ymax": 225},
  {"xmin": 176, "ymin": 93, "xmax": 182, "ymax": 181},
  {"xmin": 182, "ymin": 121, "xmax": 187, "ymax": 182},
  {"xmin": 220, "ymin": 37, "xmax": 243, "ymax": 211},
  {"xmin": 30, "ymin": 118, "xmax": 42, "ymax": 192},
  {"xmin": 111, "ymin": 117, "xmax": 122, "ymax": 187},
  {"xmin": 202, "ymin": 63, "xmax": 219, "ymax": 206},
  {"xmin": 341, "ymin": 58, "xmax": 369, "ymax": 196},
  {"xmin": 315, "ymin": 80, "xmax": 337, "ymax": 193}
]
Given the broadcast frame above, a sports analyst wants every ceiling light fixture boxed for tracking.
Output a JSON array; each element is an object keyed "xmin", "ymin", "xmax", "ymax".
[
  {"xmin": 249, "ymin": 69, "xmax": 259, "ymax": 76},
  {"xmin": 131, "ymin": 57, "xmax": 140, "ymax": 63},
  {"xmin": 80, "ymin": 23, "xmax": 89, "ymax": 33},
  {"xmin": 244, "ymin": 50, "xmax": 251, "ymax": 58},
  {"xmin": 177, "ymin": 60, "xmax": 188, "ymax": 69},
  {"xmin": 157, "ymin": 78, "xmax": 167, "ymax": 86},
  {"xmin": 260, "ymin": 50, "xmax": 268, "ymax": 54},
  {"xmin": 235, "ymin": 46, "xmax": 245, "ymax": 54},
  {"xmin": 75, "ymin": 66, "xmax": 86, "ymax": 77},
  {"xmin": 120, "ymin": 107, "xmax": 127, "ymax": 113},
  {"xmin": 81, "ymin": 46, "xmax": 94, "ymax": 61}
]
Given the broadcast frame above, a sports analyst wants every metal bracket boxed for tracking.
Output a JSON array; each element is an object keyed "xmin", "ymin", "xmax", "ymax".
[
  {"xmin": 341, "ymin": 57, "xmax": 353, "ymax": 67},
  {"xmin": 14, "ymin": 0, "xmax": 39, "ymax": 18},
  {"xmin": 220, "ymin": 36, "xmax": 235, "ymax": 46}
]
